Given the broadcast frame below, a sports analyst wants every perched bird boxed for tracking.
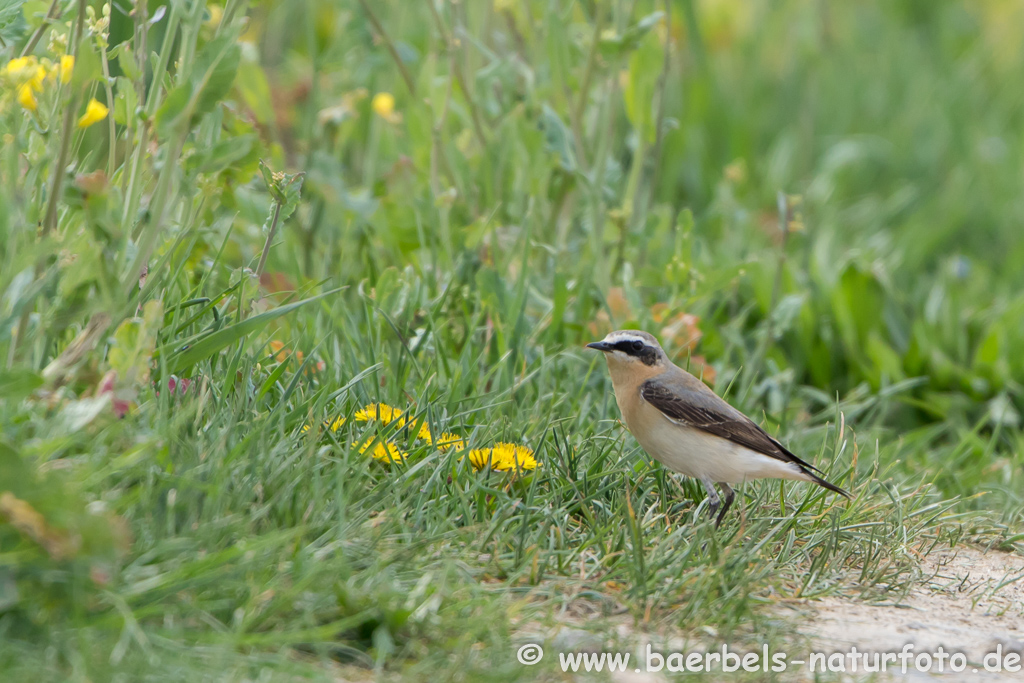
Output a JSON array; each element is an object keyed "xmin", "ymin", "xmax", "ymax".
[{"xmin": 587, "ymin": 330, "xmax": 850, "ymax": 526}]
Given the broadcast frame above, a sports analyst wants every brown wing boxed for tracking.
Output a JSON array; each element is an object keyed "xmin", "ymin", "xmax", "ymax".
[{"xmin": 639, "ymin": 379, "xmax": 821, "ymax": 473}]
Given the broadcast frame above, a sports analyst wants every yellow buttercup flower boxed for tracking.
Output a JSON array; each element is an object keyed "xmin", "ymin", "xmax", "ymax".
[
  {"xmin": 17, "ymin": 83, "xmax": 37, "ymax": 111},
  {"xmin": 5, "ymin": 56, "xmax": 46, "ymax": 111},
  {"xmin": 359, "ymin": 438, "xmax": 406, "ymax": 463},
  {"xmin": 371, "ymin": 92, "xmax": 401, "ymax": 124},
  {"xmin": 57, "ymin": 55, "xmax": 74, "ymax": 83},
  {"xmin": 4, "ymin": 56, "xmax": 35, "ymax": 79},
  {"xmin": 354, "ymin": 403, "xmax": 403, "ymax": 425},
  {"xmin": 77, "ymin": 98, "xmax": 109, "ymax": 128},
  {"xmin": 466, "ymin": 443, "xmax": 538, "ymax": 472}
]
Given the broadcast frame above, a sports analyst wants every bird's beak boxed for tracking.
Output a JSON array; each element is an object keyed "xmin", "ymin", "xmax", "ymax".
[{"xmin": 586, "ymin": 341, "xmax": 612, "ymax": 352}]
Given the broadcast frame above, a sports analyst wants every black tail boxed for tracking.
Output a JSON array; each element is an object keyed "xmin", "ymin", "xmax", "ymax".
[
  {"xmin": 770, "ymin": 437, "xmax": 852, "ymax": 499},
  {"xmin": 806, "ymin": 470, "xmax": 851, "ymax": 499}
]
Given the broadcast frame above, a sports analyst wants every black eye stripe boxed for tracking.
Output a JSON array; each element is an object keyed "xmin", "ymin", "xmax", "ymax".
[
  {"xmin": 613, "ymin": 340, "xmax": 644, "ymax": 354},
  {"xmin": 611, "ymin": 338, "xmax": 659, "ymax": 365}
]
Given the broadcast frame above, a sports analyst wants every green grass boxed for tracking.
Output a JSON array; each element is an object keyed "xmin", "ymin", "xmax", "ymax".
[{"xmin": 1, "ymin": 0, "xmax": 1023, "ymax": 680}]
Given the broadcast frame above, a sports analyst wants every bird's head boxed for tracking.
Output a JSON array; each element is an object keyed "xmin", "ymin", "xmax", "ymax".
[{"xmin": 586, "ymin": 330, "xmax": 666, "ymax": 371}]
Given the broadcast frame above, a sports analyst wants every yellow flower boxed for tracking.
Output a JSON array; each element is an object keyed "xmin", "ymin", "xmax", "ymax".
[
  {"xmin": 371, "ymin": 92, "xmax": 401, "ymax": 124},
  {"xmin": 354, "ymin": 403, "xmax": 403, "ymax": 425},
  {"xmin": 4, "ymin": 56, "xmax": 35, "ymax": 79},
  {"xmin": 401, "ymin": 418, "xmax": 432, "ymax": 442},
  {"xmin": 5, "ymin": 57, "xmax": 44, "ymax": 87},
  {"xmin": 57, "ymin": 55, "xmax": 74, "ymax": 83},
  {"xmin": 205, "ymin": 4, "xmax": 224, "ymax": 28},
  {"xmin": 17, "ymin": 83, "xmax": 37, "ymax": 111},
  {"xmin": 420, "ymin": 423, "xmax": 433, "ymax": 440},
  {"xmin": 77, "ymin": 98, "xmax": 109, "ymax": 128},
  {"xmin": 359, "ymin": 438, "xmax": 406, "ymax": 463},
  {"xmin": 436, "ymin": 433, "xmax": 466, "ymax": 452},
  {"xmin": 466, "ymin": 443, "xmax": 538, "ymax": 472},
  {"xmin": 300, "ymin": 416, "xmax": 346, "ymax": 434}
]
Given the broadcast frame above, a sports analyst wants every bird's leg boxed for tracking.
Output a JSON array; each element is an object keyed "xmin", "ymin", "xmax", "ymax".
[
  {"xmin": 715, "ymin": 483, "xmax": 735, "ymax": 528},
  {"xmin": 699, "ymin": 477, "xmax": 720, "ymax": 523}
]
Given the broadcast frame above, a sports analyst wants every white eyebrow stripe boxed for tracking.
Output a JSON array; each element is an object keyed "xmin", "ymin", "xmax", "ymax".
[{"xmin": 605, "ymin": 333, "xmax": 648, "ymax": 344}]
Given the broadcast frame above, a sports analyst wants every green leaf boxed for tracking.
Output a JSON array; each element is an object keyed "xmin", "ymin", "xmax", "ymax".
[
  {"xmin": 155, "ymin": 34, "xmax": 241, "ymax": 138},
  {"xmin": 192, "ymin": 34, "xmax": 241, "ymax": 118},
  {"xmin": 598, "ymin": 11, "xmax": 664, "ymax": 59},
  {"xmin": 235, "ymin": 59, "xmax": 273, "ymax": 126},
  {"xmin": 163, "ymin": 289, "xmax": 339, "ymax": 375},
  {"xmin": 258, "ymin": 159, "xmax": 305, "ymax": 224},
  {"xmin": 190, "ymin": 134, "xmax": 255, "ymax": 174},
  {"xmin": 0, "ymin": 369, "xmax": 43, "ymax": 402},
  {"xmin": 70, "ymin": 37, "xmax": 102, "ymax": 92},
  {"xmin": 623, "ymin": 33, "xmax": 663, "ymax": 143},
  {"xmin": 539, "ymin": 104, "xmax": 575, "ymax": 172},
  {"xmin": 0, "ymin": 0, "xmax": 26, "ymax": 41},
  {"xmin": 116, "ymin": 41, "xmax": 142, "ymax": 82},
  {"xmin": 112, "ymin": 76, "xmax": 137, "ymax": 126},
  {"xmin": 108, "ymin": 300, "xmax": 163, "ymax": 385}
]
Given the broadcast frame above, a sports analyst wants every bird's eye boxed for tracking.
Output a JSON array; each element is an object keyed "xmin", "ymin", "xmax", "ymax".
[{"xmin": 631, "ymin": 340, "xmax": 644, "ymax": 352}]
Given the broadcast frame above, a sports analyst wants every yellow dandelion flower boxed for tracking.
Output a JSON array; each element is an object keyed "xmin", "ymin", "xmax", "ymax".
[
  {"xmin": 466, "ymin": 447, "xmax": 500, "ymax": 470},
  {"xmin": 17, "ymin": 83, "xmax": 37, "ymax": 111},
  {"xmin": 77, "ymin": 98, "xmax": 109, "ymax": 128},
  {"xmin": 301, "ymin": 416, "xmax": 346, "ymax": 435},
  {"xmin": 436, "ymin": 433, "xmax": 466, "ymax": 452},
  {"xmin": 58, "ymin": 55, "xmax": 74, "ymax": 83},
  {"xmin": 354, "ymin": 403, "xmax": 403, "ymax": 425},
  {"xmin": 466, "ymin": 443, "xmax": 538, "ymax": 472},
  {"xmin": 414, "ymin": 420, "xmax": 432, "ymax": 442},
  {"xmin": 358, "ymin": 438, "xmax": 405, "ymax": 463},
  {"xmin": 371, "ymin": 92, "xmax": 401, "ymax": 124}
]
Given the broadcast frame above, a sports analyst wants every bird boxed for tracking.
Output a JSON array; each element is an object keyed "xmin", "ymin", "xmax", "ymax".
[{"xmin": 587, "ymin": 329, "xmax": 850, "ymax": 526}]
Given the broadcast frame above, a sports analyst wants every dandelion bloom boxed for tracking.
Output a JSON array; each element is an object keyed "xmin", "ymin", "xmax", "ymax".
[
  {"xmin": 402, "ymin": 418, "xmax": 432, "ymax": 442},
  {"xmin": 466, "ymin": 443, "xmax": 538, "ymax": 472},
  {"xmin": 354, "ymin": 403, "xmax": 403, "ymax": 425},
  {"xmin": 77, "ymin": 98, "xmax": 109, "ymax": 128},
  {"xmin": 358, "ymin": 438, "xmax": 405, "ymax": 463},
  {"xmin": 301, "ymin": 416, "xmax": 346, "ymax": 434},
  {"xmin": 436, "ymin": 433, "xmax": 466, "ymax": 452}
]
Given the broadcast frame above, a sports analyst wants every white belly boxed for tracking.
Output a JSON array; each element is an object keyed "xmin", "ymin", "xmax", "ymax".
[{"xmin": 633, "ymin": 423, "xmax": 811, "ymax": 485}]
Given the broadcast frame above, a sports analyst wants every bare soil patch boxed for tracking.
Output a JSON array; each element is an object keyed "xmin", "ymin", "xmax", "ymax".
[{"xmin": 779, "ymin": 545, "xmax": 1024, "ymax": 681}]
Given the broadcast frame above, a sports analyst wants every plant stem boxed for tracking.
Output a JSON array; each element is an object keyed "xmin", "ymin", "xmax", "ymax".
[
  {"xmin": 42, "ymin": 0, "xmax": 87, "ymax": 236},
  {"xmin": 255, "ymin": 202, "xmax": 283, "ymax": 278},
  {"xmin": 19, "ymin": 0, "xmax": 61, "ymax": 57},
  {"xmin": 356, "ymin": 0, "xmax": 417, "ymax": 96},
  {"xmin": 425, "ymin": 0, "xmax": 488, "ymax": 149}
]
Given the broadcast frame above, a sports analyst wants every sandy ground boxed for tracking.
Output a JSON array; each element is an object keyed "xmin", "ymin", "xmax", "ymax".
[
  {"xmin": 525, "ymin": 545, "xmax": 1024, "ymax": 682},
  {"xmin": 778, "ymin": 545, "xmax": 1024, "ymax": 682}
]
